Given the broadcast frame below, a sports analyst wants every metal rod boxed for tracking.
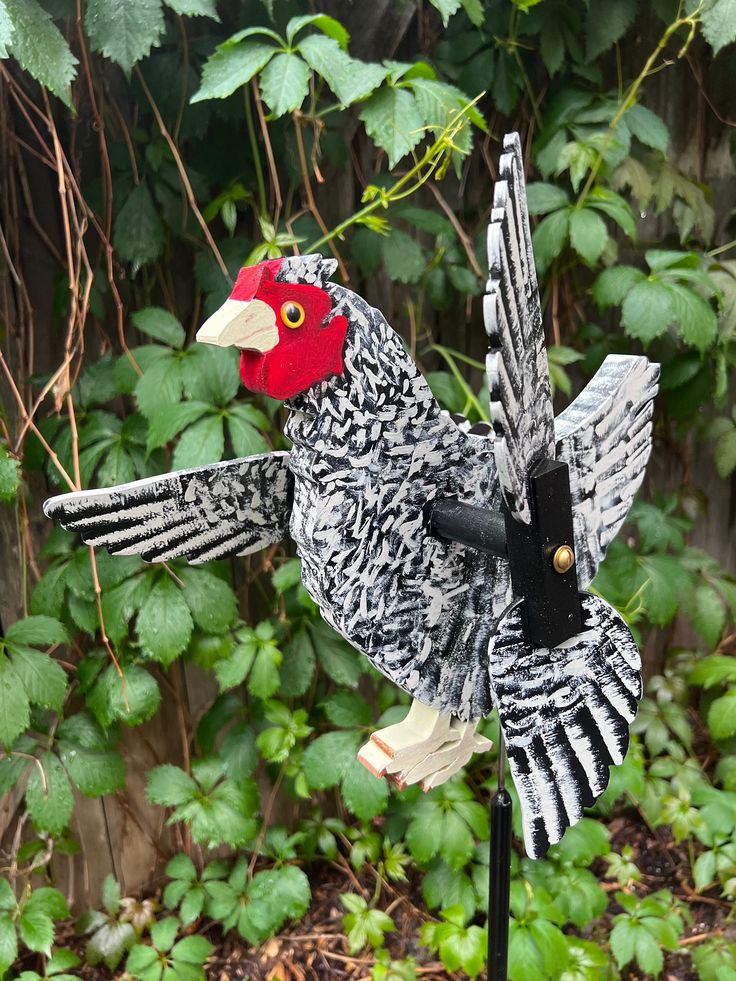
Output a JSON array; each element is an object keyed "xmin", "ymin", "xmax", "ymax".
[
  {"xmin": 488, "ymin": 737, "xmax": 512, "ymax": 981},
  {"xmin": 427, "ymin": 498, "xmax": 508, "ymax": 559}
]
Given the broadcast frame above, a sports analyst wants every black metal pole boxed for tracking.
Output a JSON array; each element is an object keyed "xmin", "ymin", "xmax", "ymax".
[{"xmin": 488, "ymin": 738, "xmax": 512, "ymax": 981}]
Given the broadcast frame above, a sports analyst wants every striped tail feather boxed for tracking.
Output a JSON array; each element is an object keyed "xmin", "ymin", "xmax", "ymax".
[{"xmin": 488, "ymin": 592, "xmax": 641, "ymax": 858}]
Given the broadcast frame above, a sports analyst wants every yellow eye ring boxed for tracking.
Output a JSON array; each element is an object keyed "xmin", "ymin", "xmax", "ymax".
[{"xmin": 281, "ymin": 301, "xmax": 305, "ymax": 329}]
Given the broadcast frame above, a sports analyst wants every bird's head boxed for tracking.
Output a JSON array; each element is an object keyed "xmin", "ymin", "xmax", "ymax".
[{"xmin": 195, "ymin": 254, "xmax": 348, "ymax": 400}]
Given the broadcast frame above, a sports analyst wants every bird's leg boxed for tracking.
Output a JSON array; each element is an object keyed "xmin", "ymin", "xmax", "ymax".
[{"xmin": 358, "ymin": 699, "xmax": 492, "ymax": 791}]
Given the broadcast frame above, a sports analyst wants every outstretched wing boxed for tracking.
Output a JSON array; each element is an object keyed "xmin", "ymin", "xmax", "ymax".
[
  {"xmin": 490, "ymin": 593, "xmax": 642, "ymax": 859},
  {"xmin": 555, "ymin": 355, "xmax": 660, "ymax": 588},
  {"xmin": 484, "ymin": 132, "xmax": 554, "ymax": 525},
  {"xmin": 44, "ymin": 452, "xmax": 292, "ymax": 564}
]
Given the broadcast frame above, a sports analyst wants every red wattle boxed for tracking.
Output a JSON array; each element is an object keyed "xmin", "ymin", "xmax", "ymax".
[{"xmin": 240, "ymin": 314, "xmax": 348, "ymax": 400}]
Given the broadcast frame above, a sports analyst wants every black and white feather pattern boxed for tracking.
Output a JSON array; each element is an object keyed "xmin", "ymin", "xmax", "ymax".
[
  {"xmin": 284, "ymin": 280, "xmax": 509, "ymax": 723},
  {"xmin": 555, "ymin": 354, "xmax": 660, "ymax": 587},
  {"xmin": 489, "ymin": 593, "xmax": 642, "ymax": 858},
  {"xmin": 43, "ymin": 453, "xmax": 292, "ymax": 564},
  {"xmin": 484, "ymin": 132, "xmax": 554, "ymax": 525}
]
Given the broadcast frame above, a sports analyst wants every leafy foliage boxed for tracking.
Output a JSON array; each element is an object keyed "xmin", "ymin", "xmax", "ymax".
[{"xmin": 1, "ymin": 0, "xmax": 735, "ymax": 978}]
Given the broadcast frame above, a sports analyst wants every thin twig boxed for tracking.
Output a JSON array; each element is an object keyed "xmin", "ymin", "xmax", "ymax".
[
  {"xmin": 252, "ymin": 79, "xmax": 282, "ymax": 220},
  {"xmin": 426, "ymin": 181, "xmax": 483, "ymax": 278},
  {"xmin": 0, "ymin": 351, "xmax": 75, "ymax": 490},
  {"xmin": 135, "ymin": 67, "xmax": 232, "ymax": 285}
]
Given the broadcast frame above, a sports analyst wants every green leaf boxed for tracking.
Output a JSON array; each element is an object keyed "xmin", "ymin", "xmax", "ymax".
[
  {"xmin": 151, "ymin": 916, "xmax": 178, "ymax": 953},
  {"xmin": 621, "ymin": 279, "xmax": 675, "ymax": 343},
  {"xmin": 164, "ymin": 0, "xmax": 218, "ymax": 16},
  {"xmin": 178, "ymin": 567, "xmax": 236, "ymax": 633},
  {"xmin": 286, "ymin": 13, "xmax": 349, "ymax": 49},
  {"xmin": 279, "ymin": 627, "xmax": 315, "ymax": 698},
  {"xmin": 0, "ymin": 913, "xmax": 17, "ymax": 975},
  {"xmin": 259, "ymin": 51, "xmax": 310, "ymax": 117},
  {"xmin": 298, "ymin": 35, "xmax": 388, "ymax": 105},
  {"xmin": 191, "ymin": 39, "xmax": 277, "ymax": 102},
  {"xmin": 625, "ymin": 103, "xmax": 669, "ymax": 153},
  {"xmin": 60, "ymin": 740, "xmax": 125, "ymax": 797},
  {"xmin": 0, "ymin": 656, "xmax": 30, "ymax": 745},
  {"xmin": 6, "ymin": 615, "xmax": 68, "ymax": 648},
  {"xmin": 701, "ymin": 0, "xmax": 736, "ymax": 53},
  {"xmin": 713, "ymin": 416, "xmax": 736, "ymax": 478},
  {"xmin": 214, "ymin": 637, "xmax": 256, "ymax": 691},
  {"xmin": 689, "ymin": 583, "xmax": 726, "ymax": 649},
  {"xmin": 166, "ymin": 853, "xmax": 197, "ymax": 882},
  {"xmin": 147, "ymin": 764, "xmax": 197, "ymax": 806},
  {"xmin": 708, "ymin": 690, "xmax": 736, "ymax": 741},
  {"xmin": 359, "ymin": 87, "xmax": 424, "ymax": 168},
  {"xmin": 171, "ymin": 413, "xmax": 224, "ymax": 469},
  {"xmin": 3, "ymin": 0, "xmax": 77, "ymax": 105},
  {"xmin": 85, "ymin": 0, "xmax": 164, "ymax": 73},
  {"xmin": 0, "ymin": 4, "xmax": 12, "ymax": 59},
  {"xmin": 586, "ymin": 0, "xmax": 637, "ymax": 61},
  {"xmin": 428, "ymin": 0, "xmax": 462, "ymax": 26},
  {"xmin": 323, "ymin": 691, "xmax": 371, "ymax": 728},
  {"xmin": 171, "ymin": 933, "xmax": 213, "ymax": 964},
  {"xmin": 310, "ymin": 618, "xmax": 363, "ymax": 687},
  {"xmin": 146, "ymin": 401, "xmax": 211, "ymax": 452},
  {"xmin": 227, "ymin": 405, "xmax": 270, "ymax": 457},
  {"xmin": 341, "ymin": 755, "xmax": 389, "ymax": 820},
  {"xmin": 587, "ymin": 187, "xmax": 638, "ymax": 239},
  {"xmin": 132, "ymin": 308, "xmax": 186, "ymax": 349},
  {"xmin": 86, "ymin": 920, "xmax": 135, "ymax": 970},
  {"xmin": 639, "ymin": 554, "xmax": 690, "ymax": 625},
  {"xmin": 113, "ymin": 182, "xmax": 165, "ymax": 273},
  {"xmin": 381, "ymin": 230, "xmax": 425, "ymax": 284},
  {"xmin": 26, "ymin": 752, "xmax": 73, "ymax": 835},
  {"xmin": 302, "ymin": 730, "xmax": 360, "ymax": 790},
  {"xmin": 569, "ymin": 208, "xmax": 608, "ymax": 265},
  {"xmin": 126, "ymin": 942, "xmax": 159, "ymax": 976},
  {"xmin": 668, "ymin": 283, "xmax": 718, "ymax": 352},
  {"xmin": 526, "ymin": 182, "xmax": 570, "ymax": 215},
  {"xmin": 410, "ymin": 77, "xmax": 483, "ymax": 141},
  {"xmin": 146, "ymin": 763, "xmax": 197, "ymax": 807},
  {"xmin": 0, "ymin": 445, "xmax": 20, "ymax": 500},
  {"xmin": 88, "ymin": 663, "xmax": 161, "ymax": 728},
  {"xmin": 10, "ymin": 646, "xmax": 67, "ymax": 712},
  {"xmin": 137, "ymin": 576, "xmax": 194, "ymax": 666},
  {"xmin": 248, "ymin": 642, "xmax": 281, "ymax": 700},
  {"xmin": 690, "ymin": 654, "xmax": 736, "ymax": 689},
  {"xmin": 423, "ymin": 860, "xmax": 476, "ymax": 921},
  {"xmin": 532, "ymin": 208, "xmax": 570, "ymax": 274},
  {"xmin": 19, "ymin": 906, "xmax": 54, "ymax": 955},
  {"xmin": 592, "ymin": 266, "xmax": 645, "ymax": 307}
]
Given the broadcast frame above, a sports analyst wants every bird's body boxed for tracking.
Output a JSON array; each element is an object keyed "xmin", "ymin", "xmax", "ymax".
[
  {"xmin": 285, "ymin": 285, "xmax": 505, "ymax": 721},
  {"xmin": 44, "ymin": 133, "xmax": 659, "ymax": 858}
]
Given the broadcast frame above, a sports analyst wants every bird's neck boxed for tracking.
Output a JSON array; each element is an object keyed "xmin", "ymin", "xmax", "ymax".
[{"xmin": 288, "ymin": 285, "xmax": 438, "ymax": 425}]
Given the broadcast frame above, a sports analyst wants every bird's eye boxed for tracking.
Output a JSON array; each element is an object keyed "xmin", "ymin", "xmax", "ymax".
[{"xmin": 281, "ymin": 301, "xmax": 305, "ymax": 329}]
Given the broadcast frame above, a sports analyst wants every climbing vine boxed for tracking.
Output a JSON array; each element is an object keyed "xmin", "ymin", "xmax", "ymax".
[{"xmin": 0, "ymin": 0, "xmax": 735, "ymax": 977}]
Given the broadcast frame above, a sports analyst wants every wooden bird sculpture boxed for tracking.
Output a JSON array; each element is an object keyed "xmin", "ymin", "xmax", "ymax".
[{"xmin": 44, "ymin": 133, "xmax": 658, "ymax": 859}]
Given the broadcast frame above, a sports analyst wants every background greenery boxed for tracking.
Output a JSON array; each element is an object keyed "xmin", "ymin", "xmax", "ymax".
[{"xmin": 0, "ymin": 0, "xmax": 735, "ymax": 977}]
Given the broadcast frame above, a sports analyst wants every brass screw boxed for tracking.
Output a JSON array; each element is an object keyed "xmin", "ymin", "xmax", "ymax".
[{"xmin": 553, "ymin": 544, "xmax": 575, "ymax": 574}]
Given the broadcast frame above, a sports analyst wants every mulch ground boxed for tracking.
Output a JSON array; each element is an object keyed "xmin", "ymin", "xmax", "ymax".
[{"xmin": 14, "ymin": 811, "xmax": 734, "ymax": 980}]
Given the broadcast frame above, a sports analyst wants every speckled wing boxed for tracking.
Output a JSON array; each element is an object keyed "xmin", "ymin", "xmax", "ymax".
[
  {"xmin": 555, "ymin": 355, "xmax": 660, "ymax": 588},
  {"xmin": 484, "ymin": 132, "xmax": 555, "ymax": 525},
  {"xmin": 44, "ymin": 452, "xmax": 292, "ymax": 564},
  {"xmin": 490, "ymin": 593, "xmax": 642, "ymax": 858}
]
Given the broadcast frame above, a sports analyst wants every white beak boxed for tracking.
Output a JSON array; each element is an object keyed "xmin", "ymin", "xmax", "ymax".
[{"xmin": 196, "ymin": 298, "xmax": 279, "ymax": 352}]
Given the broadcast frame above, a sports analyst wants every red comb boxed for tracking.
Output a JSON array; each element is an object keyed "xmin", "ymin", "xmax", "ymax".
[{"xmin": 229, "ymin": 260, "xmax": 282, "ymax": 302}]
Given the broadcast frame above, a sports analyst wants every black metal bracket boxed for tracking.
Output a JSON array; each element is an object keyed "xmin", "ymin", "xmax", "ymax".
[
  {"xmin": 504, "ymin": 458, "xmax": 582, "ymax": 648},
  {"xmin": 427, "ymin": 458, "xmax": 582, "ymax": 649}
]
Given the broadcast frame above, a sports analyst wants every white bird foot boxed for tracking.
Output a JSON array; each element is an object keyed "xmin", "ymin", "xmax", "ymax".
[{"xmin": 357, "ymin": 699, "xmax": 492, "ymax": 791}]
